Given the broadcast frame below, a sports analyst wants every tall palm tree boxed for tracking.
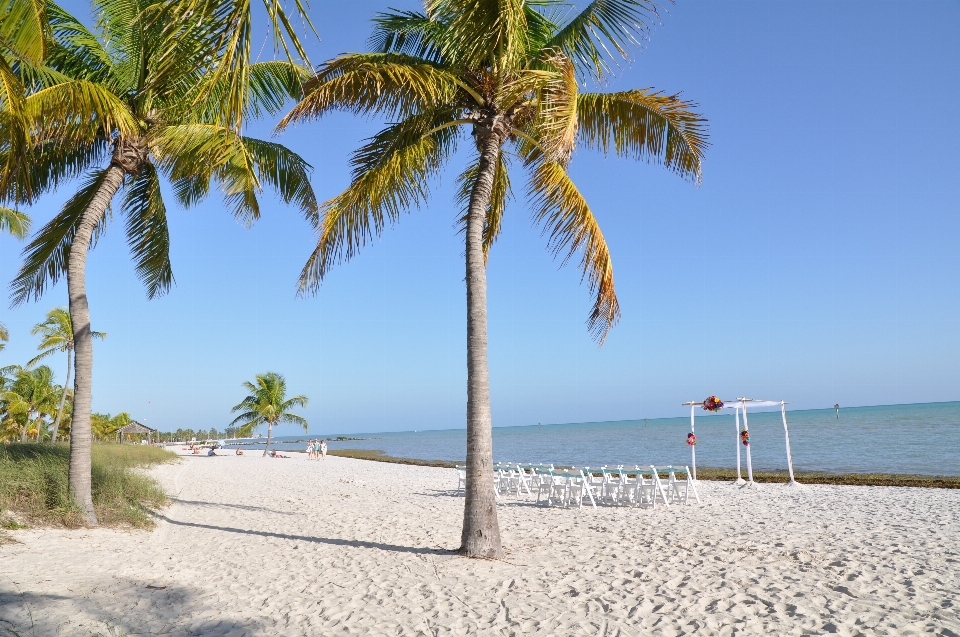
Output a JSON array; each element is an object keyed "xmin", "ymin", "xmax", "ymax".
[
  {"xmin": 1, "ymin": 364, "xmax": 61, "ymax": 441},
  {"xmin": 278, "ymin": 0, "xmax": 707, "ymax": 557},
  {"xmin": 230, "ymin": 372, "xmax": 308, "ymax": 457},
  {"xmin": 4, "ymin": 0, "xmax": 318, "ymax": 525},
  {"xmin": 28, "ymin": 307, "xmax": 104, "ymax": 443}
]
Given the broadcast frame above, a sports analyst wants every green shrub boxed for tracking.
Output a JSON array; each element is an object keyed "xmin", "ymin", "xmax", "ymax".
[{"xmin": 0, "ymin": 443, "xmax": 176, "ymax": 528}]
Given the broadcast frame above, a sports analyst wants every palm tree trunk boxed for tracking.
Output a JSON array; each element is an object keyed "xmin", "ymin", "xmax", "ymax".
[
  {"xmin": 459, "ymin": 121, "xmax": 506, "ymax": 559},
  {"xmin": 49, "ymin": 348, "xmax": 71, "ymax": 444},
  {"xmin": 263, "ymin": 422, "xmax": 273, "ymax": 457},
  {"xmin": 68, "ymin": 164, "xmax": 127, "ymax": 526}
]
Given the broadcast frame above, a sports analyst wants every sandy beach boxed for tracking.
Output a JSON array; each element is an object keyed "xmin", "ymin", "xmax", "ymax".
[{"xmin": 1, "ymin": 450, "xmax": 958, "ymax": 636}]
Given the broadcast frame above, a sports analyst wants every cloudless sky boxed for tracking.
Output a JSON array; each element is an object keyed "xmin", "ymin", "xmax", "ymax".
[{"xmin": 1, "ymin": 0, "xmax": 958, "ymax": 436}]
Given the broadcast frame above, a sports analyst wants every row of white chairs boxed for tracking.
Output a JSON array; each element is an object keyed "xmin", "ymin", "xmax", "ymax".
[{"xmin": 454, "ymin": 463, "xmax": 701, "ymax": 509}]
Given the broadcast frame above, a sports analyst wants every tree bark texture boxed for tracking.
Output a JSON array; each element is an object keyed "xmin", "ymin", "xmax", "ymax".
[
  {"xmin": 459, "ymin": 121, "xmax": 507, "ymax": 559},
  {"xmin": 50, "ymin": 348, "xmax": 71, "ymax": 444},
  {"xmin": 262, "ymin": 422, "xmax": 274, "ymax": 457},
  {"xmin": 68, "ymin": 138, "xmax": 147, "ymax": 525},
  {"xmin": 68, "ymin": 165, "xmax": 125, "ymax": 525}
]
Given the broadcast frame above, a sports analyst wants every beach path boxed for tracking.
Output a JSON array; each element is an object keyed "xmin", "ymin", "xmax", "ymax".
[{"xmin": 1, "ymin": 451, "xmax": 959, "ymax": 635}]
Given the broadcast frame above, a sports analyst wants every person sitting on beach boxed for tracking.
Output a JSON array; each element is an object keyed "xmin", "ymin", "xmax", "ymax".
[
  {"xmin": 207, "ymin": 448, "xmax": 217, "ymax": 456},
  {"xmin": 191, "ymin": 445, "xmax": 200, "ymax": 454},
  {"xmin": 235, "ymin": 448, "xmax": 244, "ymax": 456},
  {"xmin": 269, "ymin": 449, "xmax": 288, "ymax": 458}
]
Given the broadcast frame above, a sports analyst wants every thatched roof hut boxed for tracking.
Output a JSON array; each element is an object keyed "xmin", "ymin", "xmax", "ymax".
[{"xmin": 116, "ymin": 420, "xmax": 155, "ymax": 442}]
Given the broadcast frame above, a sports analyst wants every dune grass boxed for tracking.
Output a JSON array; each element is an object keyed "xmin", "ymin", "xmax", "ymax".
[
  {"xmin": 0, "ymin": 443, "xmax": 176, "ymax": 529},
  {"xmin": 327, "ymin": 448, "xmax": 960, "ymax": 488}
]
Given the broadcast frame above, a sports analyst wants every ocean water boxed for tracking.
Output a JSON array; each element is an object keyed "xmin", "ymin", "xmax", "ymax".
[{"xmin": 229, "ymin": 402, "xmax": 960, "ymax": 476}]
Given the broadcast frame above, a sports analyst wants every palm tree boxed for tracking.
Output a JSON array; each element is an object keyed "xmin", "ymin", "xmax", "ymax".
[
  {"xmin": 4, "ymin": 0, "xmax": 318, "ymax": 525},
  {"xmin": 28, "ymin": 307, "xmax": 104, "ymax": 443},
  {"xmin": 278, "ymin": 0, "xmax": 707, "ymax": 557},
  {"xmin": 230, "ymin": 372, "xmax": 308, "ymax": 457},
  {"xmin": 1, "ymin": 365, "xmax": 61, "ymax": 442}
]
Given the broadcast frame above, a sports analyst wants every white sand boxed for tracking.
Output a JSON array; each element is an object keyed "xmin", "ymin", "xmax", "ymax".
[{"xmin": 1, "ymin": 450, "xmax": 959, "ymax": 636}]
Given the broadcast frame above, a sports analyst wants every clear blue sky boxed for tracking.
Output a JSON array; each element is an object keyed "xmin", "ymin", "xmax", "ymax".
[{"xmin": 1, "ymin": 0, "xmax": 958, "ymax": 436}]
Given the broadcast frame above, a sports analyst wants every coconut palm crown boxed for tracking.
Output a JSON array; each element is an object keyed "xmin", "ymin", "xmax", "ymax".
[
  {"xmin": 230, "ymin": 372, "xmax": 308, "ymax": 457},
  {"xmin": 3, "ymin": 0, "xmax": 318, "ymax": 525},
  {"xmin": 278, "ymin": 0, "xmax": 708, "ymax": 558}
]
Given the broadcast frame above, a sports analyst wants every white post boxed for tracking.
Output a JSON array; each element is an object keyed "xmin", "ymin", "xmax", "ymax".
[
  {"xmin": 734, "ymin": 406, "xmax": 745, "ymax": 485},
  {"xmin": 689, "ymin": 404, "xmax": 697, "ymax": 480},
  {"xmin": 742, "ymin": 402, "xmax": 755, "ymax": 486},
  {"xmin": 781, "ymin": 402, "xmax": 797, "ymax": 486}
]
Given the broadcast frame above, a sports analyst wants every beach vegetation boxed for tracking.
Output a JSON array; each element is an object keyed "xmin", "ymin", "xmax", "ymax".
[
  {"xmin": 278, "ymin": 0, "xmax": 707, "ymax": 558},
  {"xmin": 2, "ymin": 0, "xmax": 318, "ymax": 526},
  {"xmin": 0, "ymin": 365, "xmax": 62, "ymax": 442},
  {"xmin": 0, "ymin": 442, "xmax": 174, "ymax": 529},
  {"xmin": 230, "ymin": 372, "xmax": 308, "ymax": 457},
  {"xmin": 28, "ymin": 307, "xmax": 104, "ymax": 444}
]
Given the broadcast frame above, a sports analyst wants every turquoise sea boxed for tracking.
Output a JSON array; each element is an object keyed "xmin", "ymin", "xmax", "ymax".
[{"xmin": 238, "ymin": 401, "xmax": 960, "ymax": 476}]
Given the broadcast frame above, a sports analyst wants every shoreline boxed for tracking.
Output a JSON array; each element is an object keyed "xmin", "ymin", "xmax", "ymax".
[{"xmin": 326, "ymin": 448, "xmax": 960, "ymax": 488}]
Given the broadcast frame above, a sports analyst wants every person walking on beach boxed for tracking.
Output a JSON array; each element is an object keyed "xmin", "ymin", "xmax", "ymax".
[
  {"xmin": 313, "ymin": 440, "xmax": 321, "ymax": 460},
  {"xmin": 306, "ymin": 440, "xmax": 315, "ymax": 460},
  {"xmin": 320, "ymin": 439, "xmax": 327, "ymax": 460}
]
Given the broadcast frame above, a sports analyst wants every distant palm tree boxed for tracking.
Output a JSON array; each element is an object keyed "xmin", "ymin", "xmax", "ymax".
[
  {"xmin": 5, "ymin": 0, "xmax": 317, "ymax": 525},
  {"xmin": 1, "ymin": 365, "xmax": 61, "ymax": 441},
  {"xmin": 230, "ymin": 372, "xmax": 308, "ymax": 457},
  {"xmin": 0, "ymin": 323, "xmax": 7, "ymax": 352},
  {"xmin": 28, "ymin": 307, "xmax": 105, "ymax": 444},
  {"xmin": 278, "ymin": 0, "xmax": 707, "ymax": 557}
]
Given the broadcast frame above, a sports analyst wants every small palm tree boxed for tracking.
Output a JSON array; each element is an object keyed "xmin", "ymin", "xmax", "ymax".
[
  {"xmin": 28, "ymin": 307, "xmax": 104, "ymax": 443},
  {"xmin": 4, "ymin": 0, "xmax": 317, "ymax": 525},
  {"xmin": 0, "ymin": 323, "xmax": 7, "ymax": 352},
  {"xmin": 1, "ymin": 365, "xmax": 61, "ymax": 442},
  {"xmin": 230, "ymin": 372, "xmax": 308, "ymax": 457},
  {"xmin": 278, "ymin": 0, "xmax": 707, "ymax": 557}
]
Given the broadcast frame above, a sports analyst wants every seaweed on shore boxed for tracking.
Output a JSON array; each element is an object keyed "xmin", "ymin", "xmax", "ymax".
[{"xmin": 327, "ymin": 449, "xmax": 960, "ymax": 489}]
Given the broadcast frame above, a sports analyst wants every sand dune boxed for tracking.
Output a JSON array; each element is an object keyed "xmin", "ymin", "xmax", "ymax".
[{"xmin": 1, "ymin": 450, "xmax": 958, "ymax": 636}]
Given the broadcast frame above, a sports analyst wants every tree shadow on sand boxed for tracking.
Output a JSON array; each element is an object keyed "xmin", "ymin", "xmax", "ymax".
[
  {"xmin": 169, "ymin": 497, "xmax": 297, "ymax": 516},
  {"xmin": 152, "ymin": 512, "xmax": 454, "ymax": 556},
  {"xmin": 0, "ymin": 577, "xmax": 261, "ymax": 637}
]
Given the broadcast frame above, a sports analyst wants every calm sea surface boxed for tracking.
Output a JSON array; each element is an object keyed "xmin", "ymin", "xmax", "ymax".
[{"xmin": 228, "ymin": 402, "xmax": 960, "ymax": 476}]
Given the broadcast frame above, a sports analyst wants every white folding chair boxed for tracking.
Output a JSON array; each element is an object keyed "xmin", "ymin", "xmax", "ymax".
[{"xmin": 455, "ymin": 465, "xmax": 466, "ymax": 494}]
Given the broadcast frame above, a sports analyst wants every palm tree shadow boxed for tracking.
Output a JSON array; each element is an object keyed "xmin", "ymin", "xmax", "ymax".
[
  {"xmin": 170, "ymin": 497, "xmax": 297, "ymax": 516},
  {"xmin": 152, "ymin": 513, "xmax": 453, "ymax": 555},
  {"xmin": 0, "ymin": 578, "xmax": 261, "ymax": 637}
]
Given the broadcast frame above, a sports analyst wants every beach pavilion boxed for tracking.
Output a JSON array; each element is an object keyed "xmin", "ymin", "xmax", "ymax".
[
  {"xmin": 116, "ymin": 420, "xmax": 155, "ymax": 444},
  {"xmin": 683, "ymin": 398, "xmax": 798, "ymax": 487}
]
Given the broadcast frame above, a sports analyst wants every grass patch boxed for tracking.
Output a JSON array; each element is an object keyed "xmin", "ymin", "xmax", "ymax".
[
  {"xmin": 0, "ymin": 443, "xmax": 176, "ymax": 529},
  {"xmin": 327, "ymin": 449, "xmax": 960, "ymax": 488}
]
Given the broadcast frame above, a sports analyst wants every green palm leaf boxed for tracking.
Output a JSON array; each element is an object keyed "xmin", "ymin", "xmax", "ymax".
[{"xmin": 122, "ymin": 163, "xmax": 173, "ymax": 299}]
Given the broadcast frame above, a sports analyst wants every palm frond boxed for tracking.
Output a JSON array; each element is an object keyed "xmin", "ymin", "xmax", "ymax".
[
  {"xmin": 277, "ymin": 53, "xmax": 462, "ymax": 129},
  {"xmin": 535, "ymin": 50, "xmax": 578, "ymax": 165},
  {"xmin": 121, "ymin": 163, "xmax": 173, "ymax": 299},
  {"xmin": 456, "ymin": 151, "xmax": 512, "ymax": 263},
  {"xmin": 369, "ymin": 9, "xmax": 446, "ymax": 63},
  {"xmin": 0, "ymin": 0, "xmax": 48, "ymax": 65},
  {"xmin": 299, "ymin": 109, "xmax": 462, "ymax": 293},
  {"xmin": 577, "ymin": 89, "xmax": 707, "ymax": 183},
  {"xmin": 546, "ymin": 0, "xmax": 659, "ymax": 80},
  {"xmin": 241, "ymin": 137, "xmax": 318, "ymax": 223},
  {"xmin": 425, "ymin": 0, "xmax": 529, "ymax": 71},
  {"xmin": 0, "ymin": 205, "xmax": 29, "ymax": 238},
  {"xmin": 527, "ymin": 153, "xmax": 620, "ymax": 344},
  {"xmin": 24, "ymin": 78, "xmax": 137, "ymax": 144},
  {"xmin": 9, "ymin": 169, "xmax": 113, "ymax": 306}
]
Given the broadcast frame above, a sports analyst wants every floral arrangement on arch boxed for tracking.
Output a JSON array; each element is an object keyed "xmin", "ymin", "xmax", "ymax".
[
  {"xmin": 741, "ymin": 429, "xmax": 750, "ymax": 446},
  {"xmin": 702, "ymin": 396, "xmax": 723, "ymax": 412},
  {"xmin": 687, "ymin": 432, "xmax": 697, "ymax": 446}
]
